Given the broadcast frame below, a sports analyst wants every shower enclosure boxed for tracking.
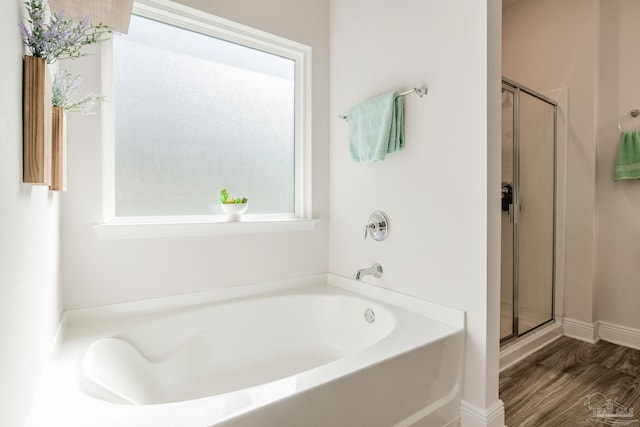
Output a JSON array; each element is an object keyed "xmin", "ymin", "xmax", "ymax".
[{"xmin": 500, "ymin": 78, "xmax": 556, "ymax": 344}]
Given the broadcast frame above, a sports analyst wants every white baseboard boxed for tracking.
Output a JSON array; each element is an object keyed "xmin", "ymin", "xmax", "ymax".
[
  {"xmin": 563, "ymin": 317, "xmax": 599, "ymax": 344},
  {"xmin": 502, "ymin": 317, "xmax": 639, "ymax": 359},
  {"xmin": 460, "ymin": 399, "xmax": 505, "ymax": 427},
  {"xmin": 599, "ymin": 321, "xmax": 640, "ymax": 350},
  {"xmin": 563, "ymin": 318, "xmax": 640, "ymax": 350}
]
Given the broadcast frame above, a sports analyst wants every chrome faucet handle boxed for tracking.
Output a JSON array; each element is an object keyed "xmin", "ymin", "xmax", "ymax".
[
  {"xmin": 363, "ymin": 223, "xmax": 375, "ymax": 240},
  {"xmin": 363, "ymin": 211, "xmax": 390, "ymax": 241}
]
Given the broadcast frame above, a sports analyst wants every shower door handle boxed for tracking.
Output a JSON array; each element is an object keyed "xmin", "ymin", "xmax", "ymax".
[{"xmin": 510, "ymin": 202, "xmax": 519, "ymax": 224}]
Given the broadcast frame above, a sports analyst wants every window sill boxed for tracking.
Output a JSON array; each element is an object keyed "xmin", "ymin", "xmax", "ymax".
[{"xmin": 93, "ymin": 218, "xmax": 320, "ymax": 240}]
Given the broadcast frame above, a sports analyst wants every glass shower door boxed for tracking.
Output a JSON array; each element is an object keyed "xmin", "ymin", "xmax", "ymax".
[
  {"xmin": 516, "ymin": 91, "xmax": 555, "ymax": 336},
  {"xmin": 500, "ymin": 79, "xmax": 556, "ymax": 344},
  {"xmin": 501, "ymin": 88, "xmax": 515, "ymax": 341}
]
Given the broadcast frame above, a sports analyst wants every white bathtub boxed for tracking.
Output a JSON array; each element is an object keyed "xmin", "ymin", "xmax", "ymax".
[{"xmin": 28, "ymin": 274, "xmax": 465, "ymax": 427}]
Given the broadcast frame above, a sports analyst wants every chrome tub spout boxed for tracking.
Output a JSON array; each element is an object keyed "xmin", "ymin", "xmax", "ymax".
[{"xmin": 353, "ymin": 263, "xmax": 383, "ymax": 280}]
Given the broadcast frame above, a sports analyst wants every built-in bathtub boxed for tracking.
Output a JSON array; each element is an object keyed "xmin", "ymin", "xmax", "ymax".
[{"xmin": 28, "ymin": 274, "xmax": 465, "ymax": 427}]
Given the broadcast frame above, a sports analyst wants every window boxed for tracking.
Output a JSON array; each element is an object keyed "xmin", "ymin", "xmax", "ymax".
[{"xmin": 102, "ymin": 2, "xmax": 312, "ymax": 228}]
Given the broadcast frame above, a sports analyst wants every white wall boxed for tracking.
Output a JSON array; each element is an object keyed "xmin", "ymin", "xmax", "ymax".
[
  {"xmin": 329, "ymin": 0, "xmax": 504, "ymax": 424},
  {"xmin": 503, "ymin": 0, "xmax": 599, "ymax": 326},
  {"xmin": 61, "ymin": 0, "xmax": 330, "ymax": 309},
  {"xmin": 0, "ymin": 1, "xmax": 62, "ymax": 426},
  {"xmin": 597, "ymin": 0, "xmax": 640, "ymax": 332}
]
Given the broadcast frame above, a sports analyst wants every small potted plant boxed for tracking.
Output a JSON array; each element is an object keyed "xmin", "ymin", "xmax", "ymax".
[{"xmin": 220, "ymin": 188, "xmax": 248, "ymax": 221}]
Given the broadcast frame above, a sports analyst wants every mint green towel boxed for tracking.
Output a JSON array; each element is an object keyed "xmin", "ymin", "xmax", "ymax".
[
  {"xmin": 615, "ymin": 131, "xmax": 640, "ymax": 180},
  {"xmin": 347, "ymin": 91, "xmax": 404, "ymax": 163}
]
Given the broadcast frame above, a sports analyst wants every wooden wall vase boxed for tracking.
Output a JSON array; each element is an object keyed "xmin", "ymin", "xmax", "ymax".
[
  {"xmin": 23, "ymin": 55, "xmax": 52, "ymax": 185},
  {"xmin": 50, "ymin": 107, "xmax": 67, "ymax": 191}
]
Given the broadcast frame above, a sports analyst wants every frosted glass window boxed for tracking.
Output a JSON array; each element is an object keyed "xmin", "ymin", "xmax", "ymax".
[{"xmin": 113, "ymin": 15, "xmax": 296, "ymax": 217}]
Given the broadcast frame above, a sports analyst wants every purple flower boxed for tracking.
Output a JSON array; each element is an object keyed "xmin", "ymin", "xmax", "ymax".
[
  {"xmin": 19, "ymin": 0, "xmax": 111, "ymax": 64},
  {"xmin": 52, "ymin": 69, "xmax": 105, "ymax": 113}
]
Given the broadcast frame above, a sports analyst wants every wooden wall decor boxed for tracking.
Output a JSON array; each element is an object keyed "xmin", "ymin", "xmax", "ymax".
[
  {"xmin": 23, "ymin": 55, "xmax": 52, "ymax": 185},
  {"xmin": 50, "ymin": 107, "xmax": 67, "ymax": 191}
]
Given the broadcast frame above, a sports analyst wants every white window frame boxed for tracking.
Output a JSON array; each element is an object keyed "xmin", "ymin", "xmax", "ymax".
[{"xmin": 95, "ymin": 0, "xmax": 316, "ymax": 239}]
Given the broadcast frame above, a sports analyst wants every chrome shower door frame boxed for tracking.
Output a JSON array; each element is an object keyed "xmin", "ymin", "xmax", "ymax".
[{"xmin": 500, "ymin": 78, "xmax": 557, "ymax": 345}]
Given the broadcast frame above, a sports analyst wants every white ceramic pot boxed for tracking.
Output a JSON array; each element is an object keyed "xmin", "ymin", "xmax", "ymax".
[{"xmin": 221, "ymin": 203, "xmax": 248, "ymax": 221}]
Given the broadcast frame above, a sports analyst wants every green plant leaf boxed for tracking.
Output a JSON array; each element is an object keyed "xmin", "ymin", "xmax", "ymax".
[{"xmin": 219, "ymin": 188, "xmax": 247, "ymax": 204}]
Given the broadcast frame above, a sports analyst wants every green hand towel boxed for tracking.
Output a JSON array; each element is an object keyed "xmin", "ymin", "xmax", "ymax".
[
  {"xmin": 347, "ymin": 91, "xmax": 405, "ymax": 163},
  {"xmin": 615, "ymin": 131, "xmax": 640, "ymax": 180}
]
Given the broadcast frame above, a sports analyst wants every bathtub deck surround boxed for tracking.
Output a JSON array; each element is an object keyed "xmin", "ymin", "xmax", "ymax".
[{"xmin": 28, "ymin": 274, "xmax": 464, "ymax": 427}]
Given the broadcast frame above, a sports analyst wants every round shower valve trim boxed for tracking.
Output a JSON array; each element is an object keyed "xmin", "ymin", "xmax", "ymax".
[{"xmin": 364, "ymin": 211, "xmax": 390, "ymax": 241}]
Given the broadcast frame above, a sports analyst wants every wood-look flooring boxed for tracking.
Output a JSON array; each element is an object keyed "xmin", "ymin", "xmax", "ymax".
[{"xmin": 500, "ymin": 336, "xmax": 640, "ymax": 426}]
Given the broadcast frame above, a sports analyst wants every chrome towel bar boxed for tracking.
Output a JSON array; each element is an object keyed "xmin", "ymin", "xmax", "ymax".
[{"xmin": 338, "ymin": 86, "xmax": 428, "ymax": 121}]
